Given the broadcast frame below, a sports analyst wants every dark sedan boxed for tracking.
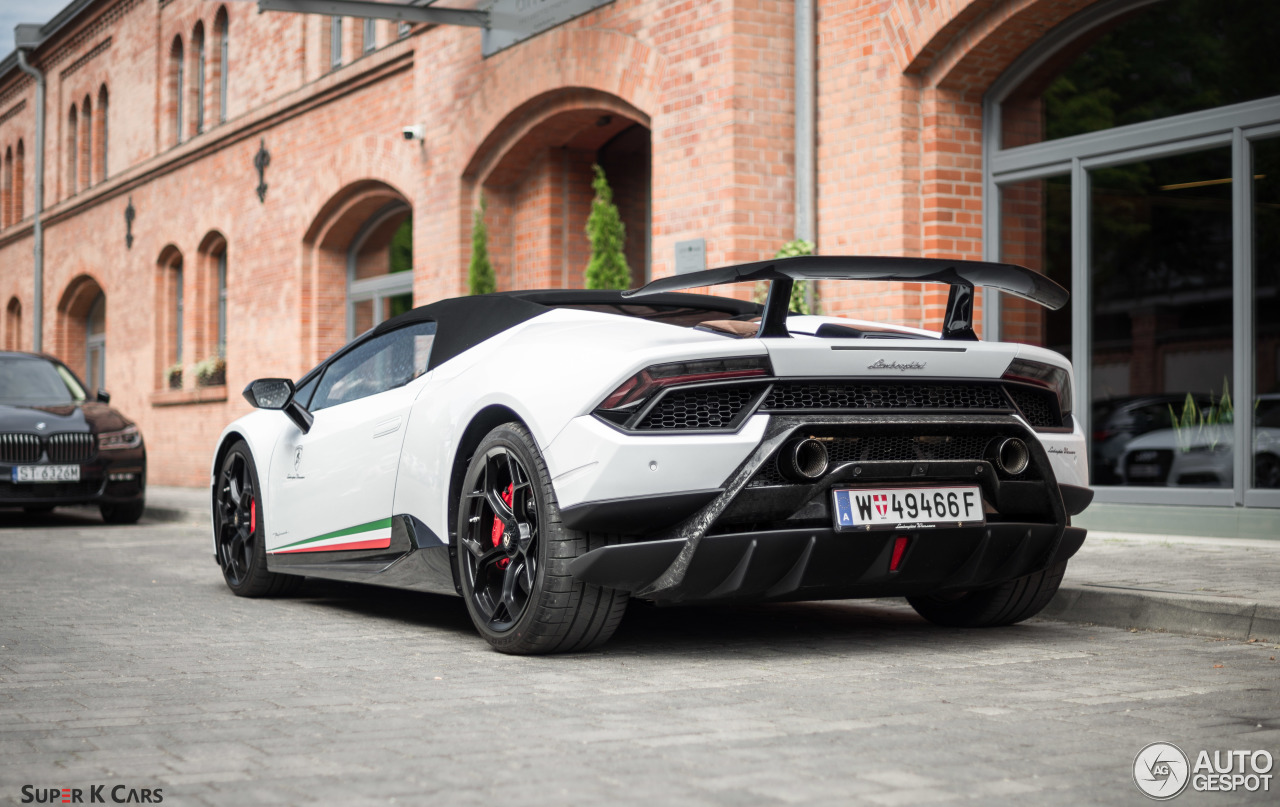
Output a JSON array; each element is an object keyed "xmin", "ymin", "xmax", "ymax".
[{"xmin": 0, "ymin": 351, "xmax": 146, "ymax": 523}]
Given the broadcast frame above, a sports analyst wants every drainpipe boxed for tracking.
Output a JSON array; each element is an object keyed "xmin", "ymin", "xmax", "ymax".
[
  {"xmin": 15, "ymin": 26, "xmax": 46, "ymax": 352},
  {"xmin": 794, "ymin": 0, "xmax": 815, "ymax": 310}
]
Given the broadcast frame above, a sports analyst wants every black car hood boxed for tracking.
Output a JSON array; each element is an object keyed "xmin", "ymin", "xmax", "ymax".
[{"xmin": 0, "ymin": 402, "xmax": 128, "ymax": 434}]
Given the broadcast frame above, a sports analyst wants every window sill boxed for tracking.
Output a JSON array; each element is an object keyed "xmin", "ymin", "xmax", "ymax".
[{"xmin": 150, "ymin": 385, "xmax": 228, "ymax": 407}]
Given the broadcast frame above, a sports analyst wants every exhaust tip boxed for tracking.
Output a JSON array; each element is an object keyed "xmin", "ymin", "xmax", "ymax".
[
  {"xmin": 780, "ymin": 438, "xmax": 830, "ymax": 481},
  {"xmin": 988, "ymin": 437, "xmax": 1030, "ymax": 475}
]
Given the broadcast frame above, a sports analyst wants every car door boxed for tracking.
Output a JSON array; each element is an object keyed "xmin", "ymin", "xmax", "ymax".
[{"xmin": 266, "ymin": 321, "xmax": 436, "ymax": 554}]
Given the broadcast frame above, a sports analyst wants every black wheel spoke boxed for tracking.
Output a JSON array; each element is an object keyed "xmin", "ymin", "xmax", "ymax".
[
  {"xmin": 500, "ymin": 561, "xmax": 521, "ymax": 617},
  {"xmin": 484, "ymin": 486, "xmax": 515, "ymax": 526}
]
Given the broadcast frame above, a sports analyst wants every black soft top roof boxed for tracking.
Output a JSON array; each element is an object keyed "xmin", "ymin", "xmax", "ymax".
[{"xmin": 371, "ymin": 289, "xmax": 761, "ymax": 371}]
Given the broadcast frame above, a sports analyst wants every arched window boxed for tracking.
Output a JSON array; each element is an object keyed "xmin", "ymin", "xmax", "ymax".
[
  {"xmin": 5, "ymin": 297, "xmax": 21, "ymax": 350},
  {"xmin": 169, "ymin": 36, "xmax": 184, "ymax": 146},
  {"xmin": 192, "ymin": 23, "xmax": 206, "ymax": 135},
  {"xmin": 80, "ymin": 96, "xmax": 92, "ymax": 191},
  {"xmin": 2, "ymin": 146, "xmax": 11, "ymax": 228},
  {"xmin": 85, "ymin": 292, "xmax": 106, "ymax": 393},
  {"xmin": 195, "ymin": 233, "xmax": 229, "ymax": 387},
  {"xmin": 215, "ymin": 7, "xmax": 229, "ymax": 124},
  {"xmin": 14, "ymin": 140, "xmax": 23, "ymax": 221},
  {"xmin": 156, "ymin": 247, "xmax": 185, "ymax": 388},
  {"xmin": 66, "ymin": 103, "xmax": 78, "ymax": 196},
  {"xmin": 96, "ymin": 86, "xmax": 108, "ymax": 181},
  {"xmin": 348, "ymin": 204, "xmax": 412, "ymax": 339}
]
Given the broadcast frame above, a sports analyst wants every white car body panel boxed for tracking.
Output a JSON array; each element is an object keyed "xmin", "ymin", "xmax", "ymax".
[{"xmin": 267, "ymin": 377, "xmax": 425, "ymax": 552}]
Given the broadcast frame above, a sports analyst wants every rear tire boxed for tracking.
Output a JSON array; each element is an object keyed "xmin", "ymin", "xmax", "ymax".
[
  {"xmin": 907, "ymin": 561, "xmax": 1067, "ymax": 628},
  {"xmin": 215, "ymin": 440, "xmax": 299, "ymax": 598},
  {"xmin": 100, "ymin": 500, "xmax": 145, "ymax": 524},
  {"xmin": 455, "ymin": 422, "xmax": 627, "ymax": 654}
]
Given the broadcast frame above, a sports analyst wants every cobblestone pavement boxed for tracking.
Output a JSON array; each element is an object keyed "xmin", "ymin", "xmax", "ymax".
[{"xmin": 1, "ymin": 510, "xmax": 1277, "ymax": 806}]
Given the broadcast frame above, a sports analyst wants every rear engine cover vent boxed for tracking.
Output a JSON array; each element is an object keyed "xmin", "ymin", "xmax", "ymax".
[{"xmin": 763, "ymin": 382, "xmax": 1009, "ymax": 412}]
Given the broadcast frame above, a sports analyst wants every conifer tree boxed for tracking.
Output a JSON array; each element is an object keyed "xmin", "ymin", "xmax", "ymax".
[
  {"xmin": 468, "ymin": 194, "xmax": 496, "ymax": 295},
  {"xmin": 585, "ymin": 164, "xmax": 631, "ymax": 289}
]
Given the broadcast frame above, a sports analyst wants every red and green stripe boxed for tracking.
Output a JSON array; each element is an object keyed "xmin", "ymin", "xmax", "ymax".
[{"xmin": 268, "ymin": 517, "xmax": 394, "ymax": 554}]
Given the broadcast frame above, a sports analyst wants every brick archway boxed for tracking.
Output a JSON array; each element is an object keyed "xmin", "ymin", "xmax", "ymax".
[
  {"xmin": 823, "ymin": 0, "xmax": 1106, "ymax": 331},
  {"xmin": 461, "ymin": 88, "xmax": 652, "ymax": 291},
  {"xmin": 301, "ymin": 180, "xmax": 412, "ymax": 367},
  {"xmin": 54, "ymin": 274, "xmax": 105, "ymax": 381}
]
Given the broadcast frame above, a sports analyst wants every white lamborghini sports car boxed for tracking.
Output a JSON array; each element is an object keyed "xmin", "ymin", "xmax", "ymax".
[{"xmin": 211, "ymin": 256, "xmax": 1093, "ymax": 654}]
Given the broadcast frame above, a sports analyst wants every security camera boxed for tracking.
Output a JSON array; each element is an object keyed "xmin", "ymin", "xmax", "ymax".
[{"xmin": 402, "ymin": 124, "xmax": 424, "ymax": 141}]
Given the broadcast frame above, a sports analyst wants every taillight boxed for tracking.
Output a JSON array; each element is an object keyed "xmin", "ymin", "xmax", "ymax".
[
  {"xmin": 1002, "ymin": 358, "xmax": 1072, "ymax": 419},
  {"xmin": 598, "ymin": 356, "xmax": 771, "ymax": 413}
]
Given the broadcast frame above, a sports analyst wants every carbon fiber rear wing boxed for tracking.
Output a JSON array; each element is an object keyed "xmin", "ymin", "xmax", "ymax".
[{"xmin": 622, "ymin": 255, "xmax": 1068, "ymax": 340}]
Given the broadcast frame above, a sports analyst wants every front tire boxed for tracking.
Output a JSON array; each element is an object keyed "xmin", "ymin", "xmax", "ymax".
[
  {"xmin": 215, "ymin": 440, "xmax": 298, "ymax": 597},
  {"xmin": 455, "ymin": 423, "xmax": 627, "ymax": 654},
  {"xmin": 907, "ymin": 561, "xmax": 1067, "ymax": 628}
]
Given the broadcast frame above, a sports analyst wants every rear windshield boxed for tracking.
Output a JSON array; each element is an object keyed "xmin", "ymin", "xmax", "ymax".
[
  {"xmin": 0, "ymin": 357, "xmax": 87, "ymax": 405},
  {"xmin": 550, "ymin": 302, "xmax": 753, "ymax": 329}
]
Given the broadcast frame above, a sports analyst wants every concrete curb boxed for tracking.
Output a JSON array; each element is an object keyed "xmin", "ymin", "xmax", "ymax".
[{"xmin": 1043, "ymin": 584, "xmax": 1280, "ymax": 641}]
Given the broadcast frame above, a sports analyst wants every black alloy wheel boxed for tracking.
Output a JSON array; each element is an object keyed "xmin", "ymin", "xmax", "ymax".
[
  {"xmin": 460, "ymin": 446, "xmax": 540, "ymax": 633},
  {"xmin": 456, "ymin": 423, "xmax": 628, "ymax": 654},
  {"xmin": 215, "ymin": 440, "xmax": 297, "ymax": 597}
]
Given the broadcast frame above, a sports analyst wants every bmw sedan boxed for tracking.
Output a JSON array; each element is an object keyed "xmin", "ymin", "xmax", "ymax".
[{"xmin": 0, "ymin": 351, "xmax": 146, "ymax": 522}]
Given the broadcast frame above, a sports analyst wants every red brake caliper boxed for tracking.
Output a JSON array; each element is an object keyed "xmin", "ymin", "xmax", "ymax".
[
  {"xmin": 250, "ymin": 499, "xmax": 256, "ymax": 533},
  {"xmin": 491, "ymin": 483, "xmax": 514, "ymax": 570}
]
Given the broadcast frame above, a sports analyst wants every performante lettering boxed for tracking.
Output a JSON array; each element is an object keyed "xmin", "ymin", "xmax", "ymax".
[{"xmin": 856, "ymin": 495, "xmax": 873, "ymax": 520}]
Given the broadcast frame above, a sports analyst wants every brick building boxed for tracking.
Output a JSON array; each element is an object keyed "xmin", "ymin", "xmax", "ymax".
[{"xmin": 0, "ymin": 0, "xmax": 1276, "ymax": 535}]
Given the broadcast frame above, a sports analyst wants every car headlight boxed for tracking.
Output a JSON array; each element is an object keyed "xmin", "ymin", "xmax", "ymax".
[{"xmin": 99, "ymin": 425, "xmax": 142, "ymax": 450}]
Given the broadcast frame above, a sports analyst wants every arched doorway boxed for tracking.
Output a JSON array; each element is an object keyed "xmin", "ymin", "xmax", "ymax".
[
  {"xmin": 464, "ymin": 89, "xmax": 652, "ymax": 291},
  {"xmin": 55, "ymin": 275, "xmax": 107, "ymax": 388},
  {"xmin": 301, "ymin": 180, "xmax": 412, "ymax": 365}
]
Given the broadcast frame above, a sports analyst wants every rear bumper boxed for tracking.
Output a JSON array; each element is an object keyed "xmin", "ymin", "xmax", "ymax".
[
  {"xmin": 570, "ymin": 522, "xmax": 1087, "ymax": 604},
  {"xmin": 565, "ymin": 413, "xmax": 1090, "ymax": 604}
]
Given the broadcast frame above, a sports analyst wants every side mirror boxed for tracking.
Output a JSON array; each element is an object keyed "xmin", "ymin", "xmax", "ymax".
[
  {"xmin": 96, "ymin": 389, "xmax": 111, "ymax": 404},
  {"xmin": 243, "ymin": 378, "xmax": 314, "ymax": 434},
  {"xmin": 243, "ymin": 378, "xmax": 294, "ymax": 409}
]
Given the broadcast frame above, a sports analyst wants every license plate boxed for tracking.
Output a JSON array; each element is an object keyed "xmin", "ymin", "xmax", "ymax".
[
  {"xmin": 832, "ymin": 486, "xmax": 984, "ymax": 531},
  {"xmin": 12, "ymin": 465, "xmax": 81, "ymax": 483}
]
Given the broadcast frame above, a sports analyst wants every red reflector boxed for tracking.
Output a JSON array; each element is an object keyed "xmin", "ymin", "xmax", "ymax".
[{"xmin": 889, "ymin": 536, "xmax": 909, "ymax": 572}]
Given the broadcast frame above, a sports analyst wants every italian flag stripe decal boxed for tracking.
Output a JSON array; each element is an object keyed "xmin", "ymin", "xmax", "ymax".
[{"xmin": 268, "ymin": 517, "xmax": 394, "ymax": 554}]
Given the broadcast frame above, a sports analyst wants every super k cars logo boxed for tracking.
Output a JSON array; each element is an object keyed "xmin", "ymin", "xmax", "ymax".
[{"xmin": 20, "ymin": 785, "xmax": 162, "ymax": 804}]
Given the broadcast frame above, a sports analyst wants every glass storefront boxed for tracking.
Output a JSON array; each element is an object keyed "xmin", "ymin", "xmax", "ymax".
[
  {"xmin": 1254, "ymin": 138, "xmax": 1280, "ymax": 490},
  {"xmin": 985, "ymin": 0, "xmax": 1280, "ymax": 508}
]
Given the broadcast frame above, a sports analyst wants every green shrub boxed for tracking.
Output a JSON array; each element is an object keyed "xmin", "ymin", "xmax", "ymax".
[
  {"xmin": 585, "ymin": 164, "xmax": 631, "ymax": 290},
  {"xmin": 468, "ymin": 194, "xmax": 496, "ymax": 295}
]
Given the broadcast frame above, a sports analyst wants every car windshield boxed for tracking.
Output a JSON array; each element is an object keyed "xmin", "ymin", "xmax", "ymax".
[{"xmin": 0, "ymin": 357, "xmax": 88, "ymax": 405}]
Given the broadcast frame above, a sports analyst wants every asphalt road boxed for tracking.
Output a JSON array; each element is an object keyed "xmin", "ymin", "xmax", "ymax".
[{"xmin": 1, "ymin": 510, "xmax": 1277, "ymax": 806}]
